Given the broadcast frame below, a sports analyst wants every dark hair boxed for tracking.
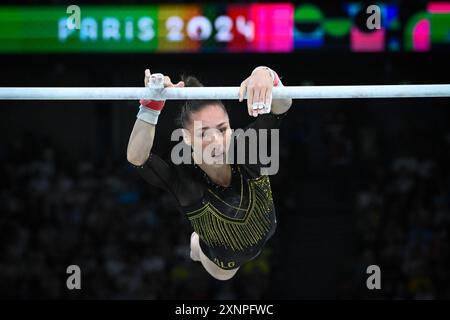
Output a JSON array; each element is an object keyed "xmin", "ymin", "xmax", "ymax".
[{"xmin": 176, "ymin": 75, "xmax": 227, "ymax": 128}]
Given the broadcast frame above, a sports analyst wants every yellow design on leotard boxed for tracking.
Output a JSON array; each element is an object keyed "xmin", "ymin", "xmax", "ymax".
[{"xmin": 186, "ymin": 175, "xmax": 274, "ymax": 251}]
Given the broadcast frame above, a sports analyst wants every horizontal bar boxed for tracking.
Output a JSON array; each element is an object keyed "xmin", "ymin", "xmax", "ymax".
[{"xmin": 0, "ymin": 85, "xmax": 449, "ymax": 100}]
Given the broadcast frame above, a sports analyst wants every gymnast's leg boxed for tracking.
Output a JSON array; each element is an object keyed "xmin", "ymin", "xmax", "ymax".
[{"xmin": 190, "ymin": 232, "xmax": 239, "ymax": 281}]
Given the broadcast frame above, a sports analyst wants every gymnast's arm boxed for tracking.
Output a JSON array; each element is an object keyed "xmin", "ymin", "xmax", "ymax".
[
  {"xmin": 127, "ymin": 118, "xmax": 181, "ymax": 195},
  {"xmin": 268, "ymin": 75, "xmax": 292, "ymax": 115},
  {"xmin": 127, "ymin": 118, "xmax": 156, "ymax": 166},
  {"xmin": 127, "ymin": 69, "xmax": 184, "ymax": 166}
]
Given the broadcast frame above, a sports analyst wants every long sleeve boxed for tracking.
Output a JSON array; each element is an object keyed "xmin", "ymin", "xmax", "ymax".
[{"xmin": 132, "ymin": 152, "xmax": 181, "ymax": 195}]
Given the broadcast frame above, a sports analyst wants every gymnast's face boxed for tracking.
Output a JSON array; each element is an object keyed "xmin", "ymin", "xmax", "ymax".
[{"xmin": 184, "ymin": 104, "xmax": 232, "ymax": 166}]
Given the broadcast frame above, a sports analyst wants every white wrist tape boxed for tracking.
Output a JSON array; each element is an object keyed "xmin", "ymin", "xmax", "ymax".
[{"xmin": 137, "ymin": 105, "xmax": 160, "ymax": 125}]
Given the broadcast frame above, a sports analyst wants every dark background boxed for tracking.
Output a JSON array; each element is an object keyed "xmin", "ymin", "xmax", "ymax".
[{"xmin": 0, "ymin": 1, "xmax": 449, "ymax": 299}]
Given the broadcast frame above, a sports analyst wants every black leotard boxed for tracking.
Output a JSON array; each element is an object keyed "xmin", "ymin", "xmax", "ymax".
[{"xmin": 132, "ymin": 112, "xmax": 287, "ymax": 270}]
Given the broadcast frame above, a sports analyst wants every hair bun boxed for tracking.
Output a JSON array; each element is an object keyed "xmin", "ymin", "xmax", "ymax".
[
  {"xmin": 181, "ymin": 75, "xmax": 204, "ymax": 87},
  {"xmin": 176, "ymin": 74, "xmax": 226, "ymax": 128}
]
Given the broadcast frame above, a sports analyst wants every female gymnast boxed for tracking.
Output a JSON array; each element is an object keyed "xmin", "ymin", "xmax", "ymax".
[{"xmin": 127, "ymin": 66, "xmax": 292, "ymax": 280}]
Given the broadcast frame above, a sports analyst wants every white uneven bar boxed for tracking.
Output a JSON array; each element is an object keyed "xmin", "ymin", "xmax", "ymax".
[{"xmin": 0, "ymin": 85, "xmax": 449, "ymax": 100}]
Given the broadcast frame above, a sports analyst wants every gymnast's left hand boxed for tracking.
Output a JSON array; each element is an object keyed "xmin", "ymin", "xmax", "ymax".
[{"xmin": 239, "ymin": 67, "xmax": 274, "ymax": 117}]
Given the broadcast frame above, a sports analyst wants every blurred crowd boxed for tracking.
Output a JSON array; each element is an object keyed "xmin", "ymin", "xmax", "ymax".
[{"xmin": 338, "ymin": 120, "xmax": 450, "ymax": 299}]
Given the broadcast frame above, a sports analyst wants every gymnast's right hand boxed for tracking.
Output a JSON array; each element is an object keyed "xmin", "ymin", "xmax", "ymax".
[
  {"xmin": 140, "ymin": 69, "xmax": 184, "ymax": 106},
  {"xmin": 137, "ymin": 69, "xmax": 184, "ymax": 125}
]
